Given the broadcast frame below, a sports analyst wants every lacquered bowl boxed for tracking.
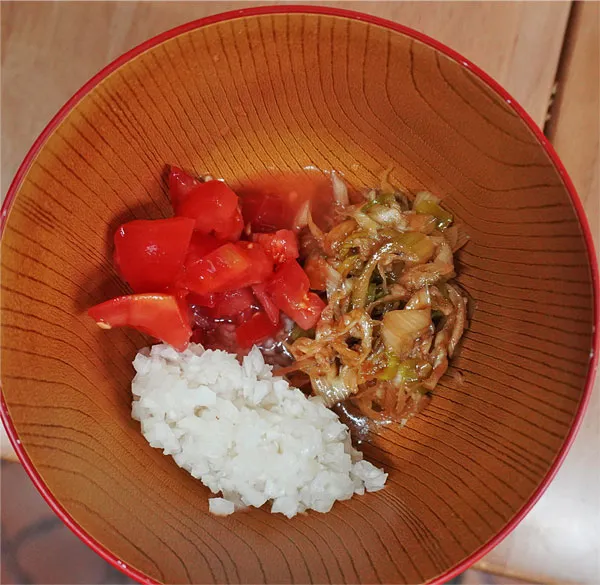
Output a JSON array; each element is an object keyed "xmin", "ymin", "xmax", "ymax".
[{"xmin": 1, "ymin": 6, "xmax": 597, "ymax": 585}]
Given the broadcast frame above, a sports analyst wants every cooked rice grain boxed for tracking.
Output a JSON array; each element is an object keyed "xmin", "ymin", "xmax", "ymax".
[{"xmin": 132, "ymin": 344, "xmax": 387, "ymax": 517}]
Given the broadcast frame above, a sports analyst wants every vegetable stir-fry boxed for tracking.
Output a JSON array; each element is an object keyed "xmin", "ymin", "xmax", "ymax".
[{"xmin": 284, "ymin": 178, "xmax": 469, "ymax": 424}]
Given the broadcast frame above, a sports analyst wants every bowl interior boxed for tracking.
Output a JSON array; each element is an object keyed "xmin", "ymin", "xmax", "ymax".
[{"xmin": 1, "ymin": 9, "xmax": 595, "ymax": 584}]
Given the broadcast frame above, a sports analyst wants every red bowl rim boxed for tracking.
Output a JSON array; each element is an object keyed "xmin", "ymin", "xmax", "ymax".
[{"xmin": 1, "ymin": 5, "xmax": 598, "ymax": 584}]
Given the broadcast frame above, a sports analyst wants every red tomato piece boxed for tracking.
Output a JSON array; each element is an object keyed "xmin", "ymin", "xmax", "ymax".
[
  {"xmin": 186, "ymin": 292, "xmax": 217, "ymax": 309},
  {"xmin": 235, "ymin": 311, "xmax": 280, "ymax": 348},
  {"xmin": 169, "ymin": 166, "xmax": 201, "ymax": 209},
  {"xmin": 295, "ymin": 292, "xmax": 326, "ymax": 330},
  {"xmin": 190, "ymin": 328, "xmax": 205, "ymax": 344},
  {"xmin": 113, "ymin": 217, "xmax": 195, "ymax": 293},
  {"xmin": 303, "ymin": 255, "xmax": 330, "ymax": 291},
  {"xmin": 254, "ymin": 229, "xmax": 299, "ymax": 264},
  {"xmin": 240, "ymin": 190, "xmax": 293, "ymax": 233},
  {"xmin": 186, "ymin": 233, "xmax": 225, "ymax": 265},
  {"xmin": 175, "ymin": 180, "xmax": 240, "ymax": 240},
  {"xmin": 211, "ymin": 288, "xmax": 257, "ymax": 320},
  {"xmin": 268, "ymin": 260, "xmax": 310, "ymax": 299},
  {"xmin": 182, "ymin": 242, "xmax": 273, "ymax": 295},
  {"xmin": 235, "ymin": 242, "xmax": 273, "ymax": 283},
  {"xmin": 214, "ymin": 206, "xmax": 244, "ymax": 241},
  {"xmin": 88, "ymin": 294, "xmax": 192, "ymax": 351},
  {"xmin": 267, "ymin": 260, "xmax": 324, "ymax": 329},
  {"xmin": 251, "ymin": 283, "xmax": 279, "ymax": 326}
]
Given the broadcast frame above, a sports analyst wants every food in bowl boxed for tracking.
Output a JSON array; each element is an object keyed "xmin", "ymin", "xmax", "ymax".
[
  {"xmin": 132, "ymin": 343, "xmax": 386, "ymax": 517},
  {"xmin": 88, "ymin": 166, "xmax": 468, "ymax": 516}
]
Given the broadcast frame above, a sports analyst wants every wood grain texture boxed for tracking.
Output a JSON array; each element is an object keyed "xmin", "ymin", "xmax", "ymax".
[
  {"xmin": 0, "ymin": 6, "xmax": 595, "ymax": 585},
  {"xmin": 480, "ymin": 4, "xmax": 600, "ymax": 583},
  {"xmin": 1, "ymin": 1, "xmax": 571, "ymax": 197}
]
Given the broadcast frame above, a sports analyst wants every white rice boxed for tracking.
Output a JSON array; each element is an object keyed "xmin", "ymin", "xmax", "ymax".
[{"xmin": 131, "ymin": 343, "xmax": 387, "ymax": 517}]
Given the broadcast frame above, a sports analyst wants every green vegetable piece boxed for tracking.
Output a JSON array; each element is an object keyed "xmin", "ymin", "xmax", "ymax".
[
  {"xmin": 289, "ymin": 324, "xmax": 316, "ymax": 343},
  {"xmin": 396, "ymin": 359, "xmax": 420, "ymax": 383},
  {"xmin": 414, "ymin": 199, "xmax": 453, "ymax": 230},
  {"xmin": 376, "ymin": 351, "xmax": 400, "ymax": 381},
  {"xmin": 376, "ymin": 192, "xmax": 396, "ymax": 206},
  {"xmin": 367, "ymin": 283, "xmax": 378, "ymax": 304}
]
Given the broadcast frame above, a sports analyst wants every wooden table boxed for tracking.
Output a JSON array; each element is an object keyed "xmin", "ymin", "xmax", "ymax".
[{"xmin": 2, "ymin": 2, "xmax": 598, "ymax": 584}]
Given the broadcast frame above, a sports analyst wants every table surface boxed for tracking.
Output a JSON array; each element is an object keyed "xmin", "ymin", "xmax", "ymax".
[{"xmin": 1, "ymin": 2, "xmax": 599, "ymax": 584}]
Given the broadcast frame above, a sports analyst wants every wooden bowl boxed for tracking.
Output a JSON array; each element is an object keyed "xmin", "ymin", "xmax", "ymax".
[{"xmin": 1, "ymin": 6, "xmax": 597, "ymax": 584}]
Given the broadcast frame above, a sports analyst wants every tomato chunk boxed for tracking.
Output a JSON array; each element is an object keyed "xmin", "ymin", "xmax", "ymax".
[
  {"xmin": 169, "ymin": 166, "xmax": 201, "ymax": 209},
  {"xmin": 235, "ymin": 311, "xmax": 280, "ymax": 348},
  {"xmin": 254, "ymin": 229, "xmax": 299, "ymax": 264},
  {"xmin": 186, "ymin": 292, "xmax": 216, "ymax": 309},
  {"xmin": 113, "ymin": 217, "xmax": 195, "ymax": 293},
  {"xmin": 295, "ymin": 292, "xmax": 326, "ymax": 330},
  {"xmin": 251, "ymin": 283, "xmax": 279, "ymax": 326},
  {"xmin": 211, "ymin": 288, "xmax": 256, "ymax": 321},
  {"xmin": 215, "ymin": 206, "xmax": 244, "ymax": 241},
  {"xmin": 303, "ymin": 255, "xmax": 331, "ymax": 291},
  {"xmin": 268, "ymin": 260, "xmax": 310, "ymax": 299},
  {"xmin": 175, "ymin": 180, "xmax": 241, "ymax": 241},
  {"xmin": 267, "ymin": 260, "xmax": 324, "ymax": 329},
  {"xmin": 241, "ymin": 190, "xmax": 293, "ymax": 233},
  {"xmin": 182, "ymin": 242, "xmax": 273, "ymax": 295},
  {"xmin": 88, "ymin": 294, "xmax": 192, "ymax": 351},
  {"xmin": 186, "ymin": 233, "xmax": 225, "ymax": 265}
]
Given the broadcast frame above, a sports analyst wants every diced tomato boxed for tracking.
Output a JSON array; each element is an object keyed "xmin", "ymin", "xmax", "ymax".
[
  {"xmin": 182, "ymin": 242, "xmax": 273, "ymax": 295},
  {"xmin": 175, "ymin": 180, "xmax": 241, "ymax": 241},
  {"xmin": 186, "ymin": 233, "xmax": 225, "ymax": 265},
  {"xmin": 190, "ymin": 328, "xmax": 205, "ymax": 344},
  {"xmin": 238, "ymin": 172, "xmax": 336, "ymax": 233},
  {"xmin": 267, "ymin": 260, "xmax": 324, "ymax": 329},
  {"xmin": 295, "ymin": 292, "xmax": 326, "ymax": 330},
  {"xmin": 211, "ymin": 288, "xmax": 257, "ymax": 321},
  {"xmin": 235, "ymin": 311, "xmax": 280, "ymax": 348},
  {"xmin": 113, "ymin": 217, "xmax": 195, "ymax": 293},
  {"xmin": 251, "ymin": 283, "xmax": 279, "ymax": 326},
  {"xmin": 268, "ymin": 260, "xmax": 310, "ymax": 299},
  {"xmin": 169, "ymin": 166, "xmax": 201, "ymax": 209},
  {"xmin": 186, "ymin": 292, "xmax": 217, "ymax": 309},
  {"xmin": 235, "ymin": 242, "xmax": 273, "ymax": 283},
  {"xmin": 254, "ymin": 229, "xmax": 299, "ymax": 264},
  {"xmin": 303, "ymin": 255, "xmax": 331, "ymax": 291},
  {"xmin": 214, "ymin": 206, "xmax": 244, "ymax": 241},
  {"xmin": 88, "ymin": 294, "xmax": 192, "ymax": 351},
  {"xmin": 240, "ymin": 190, "xmax": 293, "ymax": 233}
]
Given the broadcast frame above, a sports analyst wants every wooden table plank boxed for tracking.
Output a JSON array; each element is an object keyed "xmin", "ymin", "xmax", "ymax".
[
  {"xmin": 1, "ymin": 1, "xmax": 570, "ymax": 196},
  {"xmin": 478, "ymin": 3, "xmax": 600, "ymax": 583},
  {"xmin": 3, "ymin": 2, "xmax": 597, "ymax": 584}
]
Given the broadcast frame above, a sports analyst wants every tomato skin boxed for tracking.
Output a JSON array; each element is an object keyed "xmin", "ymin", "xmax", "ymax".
[
  {"xmin": 235, "ymin": 242, "xmax": 273, "ymax": 282},
  {"xmin": 186, "ymin": 233, "xmax": 225, "ymax": 265},
  {"xmin": 268, "ymin": 260, "xmax": 310, "ymax": 299},
  {"xmin": 175, "ymin": 180, "xmax": 241, "ymax": 240},
  {"xmin": 251, "ymin": 283, "xmax": 279, "ymax": 326},
  {"xmin": 211, "ymin": 288, "xmax": 256, "ymax": 320},
  {"xmin": 169, "ymin": 166, "xmax": 201, "ymax": 208},
  {"xmin": 182, "ymin": 242, "xmax": 273, "ymax": 295},
  {"xmin": 254, "ymin": 229, "xmax": 299, "ymax": 264},
  {"xmin": 235, "ymin": 311, "xmax": 280, "ymax": 348},
  {"xmin": 114, "ymin": 217, "xmax": 195, "ymax": 293},
  {"xmin": 88, "ymin": 293, "xmax": 192, "ymax": 351},
  {"xmin": 215, "ymin": 206, "xmax": 244, "ymax": 241},
  {"xmin": 267, "ymin": 260, "xmax": 324, "ymax": 329}
]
